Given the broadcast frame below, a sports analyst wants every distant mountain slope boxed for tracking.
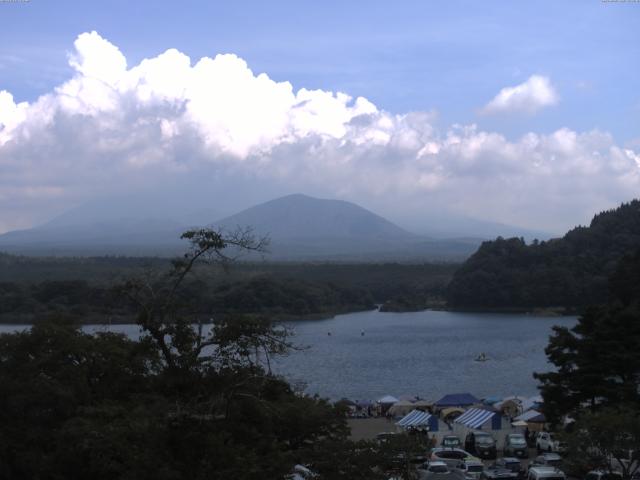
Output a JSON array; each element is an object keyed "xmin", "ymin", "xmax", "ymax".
[
  {"xmin": 0, "ymin": 193, "xmax": 481, "ymax": 260},
  {"xmin": 446, "ymin": 200, "xmax": 640, "ymax": 310},
  {"xmin": 215, "ymin": 194, "xmax": 414, "ymax": 240}
]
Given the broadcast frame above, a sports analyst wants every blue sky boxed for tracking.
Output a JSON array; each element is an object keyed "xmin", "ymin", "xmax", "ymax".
[{"xmin": 0, "ymin": 0, "xmax": 639, "ymax": 234}]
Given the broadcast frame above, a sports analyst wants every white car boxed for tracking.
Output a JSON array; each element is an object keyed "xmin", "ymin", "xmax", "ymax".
[
  {"xmin": 417, "ymin": 461, "xmax": 453, "ymax": 480},
  {"xmin": 527, "ymin": 466, "xmax": 566, "ymax": 480},
  {"xmin": 454, "ymin": 460, "xmax": 485, "ymax": 480},
  {"xmin": 536, "ymin": 432, "xmax": 567, "ymax": 453}
]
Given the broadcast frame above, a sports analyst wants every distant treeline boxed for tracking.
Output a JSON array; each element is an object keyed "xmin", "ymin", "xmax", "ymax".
[
  {"xmin": 0, "ymin": 256, "xmax": 458, "ymax": 323},
  {"xmin": 447, "ymin": 200, "xmax": 640, "ymax": 311}
]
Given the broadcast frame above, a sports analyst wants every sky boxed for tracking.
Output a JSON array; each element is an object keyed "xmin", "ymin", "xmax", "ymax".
[{"xmin": 0, "ymin": 0, "xmax": 639, "ymax": 235}]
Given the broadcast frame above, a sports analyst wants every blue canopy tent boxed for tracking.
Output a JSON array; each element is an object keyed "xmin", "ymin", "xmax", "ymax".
[
  {"xmin": 434, "ymin": 393, "xmax": 480, "ymax": 408},
  {"xmin": 396, "ymin": 409, "xmax": 439, "ymax": 431},
  {"xmin": 454, "ymin": 407, "xmax": 501, "ymax": 430}
]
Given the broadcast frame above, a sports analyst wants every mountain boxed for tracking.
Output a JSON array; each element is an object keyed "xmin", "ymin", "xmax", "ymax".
[
  {"xmin": 446, "ymin": 199, "xmax": 640, "ymax": 310},
  {"xmin": 0, "ymin": 193, "xmax": 481, "ymax": 260},
  {"xmin": 213, "ymin": 194, "xmax": 481, "ymax": 260},
  {"xmin": 215, "ymin": 193, "xmax": 413, "ymax": 240}
]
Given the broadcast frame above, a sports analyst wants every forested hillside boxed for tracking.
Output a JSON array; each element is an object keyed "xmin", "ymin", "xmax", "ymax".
[{"xmin": 447, "ymin": 200, "xmax": 640, "ymax": 310}]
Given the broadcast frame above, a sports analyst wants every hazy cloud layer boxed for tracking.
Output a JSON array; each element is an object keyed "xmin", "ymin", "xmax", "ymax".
[
  {"xmin": 482, "ymin": 75, "xmax": 559, "ymax": 115},
  {"xmin": 0, "ymin": 32, "xmax": 638, "ymax": 234}
]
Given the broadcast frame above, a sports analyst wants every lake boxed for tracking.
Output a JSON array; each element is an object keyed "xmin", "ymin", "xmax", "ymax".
[{"xmin": 0, "ymin": 309, "xmax": 575, "ymax": 402}]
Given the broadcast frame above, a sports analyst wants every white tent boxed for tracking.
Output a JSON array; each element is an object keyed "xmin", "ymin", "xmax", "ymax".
[
  {"xmin": 514, "ymin": 409, "xmax": 542, "ymax": 422},
  {"xmin": 378, "ymin": 395, "xmax": 399, "ymax": 404},
  {"xmin": 521, "ymin": 396, "xmax": 543, "ymax": 413}
]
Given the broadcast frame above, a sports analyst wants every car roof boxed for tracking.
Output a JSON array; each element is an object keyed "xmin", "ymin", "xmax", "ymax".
[
  {"xmin": 430, "ymin": 461, "xmax": 449, "ymax": 467},
  {"xmin": 501, "ymin": 457, "xmax": 520, "ymax": 462},
  {"xmin": 530, "ymin": 466, "xmax": 562, "ymax": 473},
  {"xmin": 541, "ymin": 453, "xmax": 562, "ymax": 459}
]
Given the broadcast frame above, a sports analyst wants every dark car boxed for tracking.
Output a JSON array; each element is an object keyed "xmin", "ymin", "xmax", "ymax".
[
  {"xmin": 481, "ymin": 467, "xmax": 519, "ymax": 480},
  {"xmin": 504, "ymin": 434, "xmax": 529, "ymax": 458},
  {"xmin": 465, "ymin": 432, "xmax": 497, "ymax": 460},
  {"xmin": 493, "ymin": 458, "xmax": 524, "ymax": 478}
]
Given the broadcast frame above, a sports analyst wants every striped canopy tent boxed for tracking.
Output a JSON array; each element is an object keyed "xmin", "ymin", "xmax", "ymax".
[
  {"xmin": 454, "ymin": 408, "xmax": 496, "ymax": 429},
  {"xmin": 396, "ymin": 409, "xmax": 437, "ymax": 431}
]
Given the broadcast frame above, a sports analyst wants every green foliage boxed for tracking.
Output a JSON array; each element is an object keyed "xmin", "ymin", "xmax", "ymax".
[
  {"xmin": 0, "ymin": 256, "xmax": 455, "ymax": 323},
  {"xmin": 534, "ymin": 248, "xmax": 640, "ymax": 425},
  {"xmin": 561, "ymin": 408, "xmax": 640, "ymax": 480},
  {"xmin": 0, "ymin": 227, "xmax": 418, "ymax": 479},
  {"xmin": 447, "ymin": 200, "xmax": 640, "ymax": 309}
]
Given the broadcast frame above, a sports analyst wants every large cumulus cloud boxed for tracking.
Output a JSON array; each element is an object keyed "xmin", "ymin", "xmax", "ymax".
[{"xmin": 0, "ymin": 31, "xmax": 638, "ymax": 233}]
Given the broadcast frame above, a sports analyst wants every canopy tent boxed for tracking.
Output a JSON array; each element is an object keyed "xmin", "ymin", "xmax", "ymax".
[
  {"xmin": 413, "ymin": 400, "xmax": 433, "ymax": 409},
  {"xmin": 388, "ymin": 401, "xmax": 417, "ymax": 417},
  {"xmin": 435, "ymin": 393, "xmax": 480, "ymax": 408},
  {"xmin": 511, "ymin": 420, "xmax": 529, "ymax": 427},
  {"xmin": 454, "ymin": 408, "xmax": 497, "ymax": 429},
  {"xmin": 396, "ymin": 409, "xmax": 438, "ymax": 431},
  {"xmin": 521, "ymin": 396, "xmax": 543, "ymax": 413},
  {"xmin": 377, "ymin": 395, "xmax": 399, "ymax": 404},
  {"xmin": 398, "ymin": 395, "xmax": 419, "ymax": 402},
  {"xmin": 514, "ymin": 409, "xmax": 543, "ymax": 422},
  {"xmin": 528, "ymin": 413, "xmax": 546, "ymax": 423},
  {"xmin": 397, "ymin": 409, "xmax": 431, "ymax": 427},
  {"xmin": 494, "ymin": 396, "xmax": 527, "ymax": 417}
]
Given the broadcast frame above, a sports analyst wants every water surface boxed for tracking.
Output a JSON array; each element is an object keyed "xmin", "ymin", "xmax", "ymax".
[
  {"xmin": 0, "ymin": 309, "xmax": 575, "ymax": 402},
  {"xmin": 273, "ymin": 309, "xmax": 575, "ymax": 401}
]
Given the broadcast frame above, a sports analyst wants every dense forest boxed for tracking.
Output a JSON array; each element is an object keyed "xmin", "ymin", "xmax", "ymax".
[
  {"xmin": 0, "ymin": 253, "xmax": 456, "ymax": 323},
  {"xmin": 0, "ymin": 229, "xmax": 430, "ymax": 479},
  {"xmin": 447, "ymin": 200, "xmax": 640, "ymax": 311}
]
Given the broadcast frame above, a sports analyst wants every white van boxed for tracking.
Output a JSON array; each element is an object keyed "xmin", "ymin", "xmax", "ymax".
[{"xmin": 527, "ymin": 466, "xmax": 566, "ymax": 480}]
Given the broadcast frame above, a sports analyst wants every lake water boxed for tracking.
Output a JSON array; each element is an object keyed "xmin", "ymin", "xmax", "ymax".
[{"xmin": 0, "ymin": 309, "xmax": 575, "ymax": 402}]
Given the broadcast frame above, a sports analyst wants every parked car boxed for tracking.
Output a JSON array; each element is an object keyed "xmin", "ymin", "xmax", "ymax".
[
  {"xmin": 465, "ymin": 432, "xmax": 497, "ymax": 460},
  {"xmin": 504, "ymin": 433, "xmax": 529, "ymax": 458},
  {"xmin": 536, "ymin": 432, "xmax": 567, "ymax": 453},
  {"xmin": 530, "ymin": 453, "xmax": 563, "ymax": 470},
  {"xmin": 442, "ymin": 435, "xmax": 462, "ymax": 448},
  {"xmin": 481, "ymin": 467, "xmax": 519, "ymax": 480},
  {"xmin": 527, "ymin": 466, "xmax": 566, "ymax": 480},
  {"xmin": 493, "ymin": 458, "xmax": 524, "ymax": 478},
  {"xmin": 454, "ymin": 460, "xmax": 485, "ymax": 480},
  {"xmin": 584, "ymin": 471, "xmax": 623, "ymax": 480},
  {"xmin": 417, "ymin": 461, "xmax": 455, "ymax": 480},
  {"xmin": 430, "ymin": 447, "xmax": 481, "ymax": 469}
]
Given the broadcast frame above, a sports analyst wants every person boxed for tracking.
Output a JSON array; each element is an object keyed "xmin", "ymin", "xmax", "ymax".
[{"xmin": 524, "ymin": 426, "xmax": 530, "ymax": 444}]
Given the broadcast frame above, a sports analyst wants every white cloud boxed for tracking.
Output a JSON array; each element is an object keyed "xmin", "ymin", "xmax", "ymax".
[
  {"xmin": 0, "ymin": 32, "xmax": 638, "ymax": 234},
  {"xmin": 481, "ymin": 75, "xmax": 559, "ymax": 115}
]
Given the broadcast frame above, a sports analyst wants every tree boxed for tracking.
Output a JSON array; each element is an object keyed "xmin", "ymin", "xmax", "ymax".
[
  {"xmin": 120, "ymin": 227, "xmax": 270, "ymax": 371},
  {"xmin": 534, "ymin": 249, "xmax": 640, "ymax": 425},
  {"xmin": 561, "ymin": 408, "xmax": 640, "ymax": 480}
]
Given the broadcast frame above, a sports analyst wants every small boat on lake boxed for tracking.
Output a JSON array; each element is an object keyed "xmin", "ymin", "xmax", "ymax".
[{"xmin": 474, "ymin": 352, "xmax": 488, "ymax": 362}]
